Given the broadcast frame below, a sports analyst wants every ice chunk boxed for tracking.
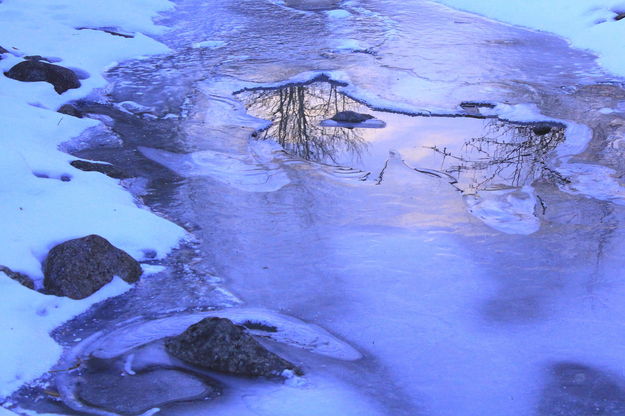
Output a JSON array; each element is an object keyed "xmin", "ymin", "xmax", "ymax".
[
  {"xmin": 464, "ymin": 186, "xmax": 541, "ymax": 235},
  {"xmin": 192, "ymin": 40, "xmax": 227, "ymax": 49},
  {"xmin": 325, "ymin": 10, "xmax": 352, "ymax": 19},
  {"xmin": 557, "ymin": 162, "xmax": 625, "ymax": 204}
]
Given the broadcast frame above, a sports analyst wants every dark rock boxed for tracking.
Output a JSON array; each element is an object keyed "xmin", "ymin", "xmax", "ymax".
[
  {"xmin": 0, "ymin": 45, "xmax": 8, "ymax": 54},
  {"xmin": 532, "ymin": 125, "xmax": 553, "ymax": 136},
  {"xmin": 70, "ymin": 160, "xmax": 131, "ymax": 179},
  {"xmin": 57, "ymin": 104, "xmax": 84, "ymax": 118},
  {"xmin": 0, "ymin": 265, "xmax": 35, "ymax": 289},
  {"xmin": 330, "ymin": 110, "xmax": 374, "ymax": 123},
  {"xmin": 459, "ymin": 101, "xmax": 496, "ymax": 109},
  {"xmin": 538, "ymin": 362, "xmax": 625, "ymax": 415},
  {"xmin": 24, "ymin": 55, "xmax": 51, "ymax": 62},
  {"xmin": 242, "ymin": 320, "xmax": 278, "ymax": 333},
  {"xmin": 165, "ymin": 317, "xmax": 301, "ymax": 378},
  {"xmin": 43, "ymin": 234, "xmax": 142, "ymax": 299},
  {"xmin": 4, "ymin": 60, "xmax": 81, "ymax": 94},
  {"xmin": 78, "ymin": 368, "xmax": 217, "ymax": 415},
  {"xmin": 615, "ymin": 12, "xmax": 625, "ymax": 21}
]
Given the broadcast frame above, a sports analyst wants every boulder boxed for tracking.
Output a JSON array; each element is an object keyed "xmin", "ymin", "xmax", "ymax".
[
  {"xmin": 165, "ymin": 317, "xmax": 302, "ymax": 378},
  {"xmin": 4, "ymin": 60, "xmax": 80, "ymax": 94},
  {"xmin": 330, "ymin": 110, "xmax": 374, "ymax": 123},
  {"xmin": 57, "ymin": 103, "xmax": 84, "ymax": 118},
  {"xmin": 43, "ymin": 234, "xmax": 142, "ymax": 299},
  {"xmin": 0, "ymin": 265, "xmax": 35, "ymax": 289},
  {"xmin": 70, "ymin": 160, "xmax": 132, "ymax": 179}
]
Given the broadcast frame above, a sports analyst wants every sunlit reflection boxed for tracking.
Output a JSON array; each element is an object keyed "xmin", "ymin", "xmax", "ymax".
[
  {"xmin": 237, "ymin": 80, "xmax": 567, "ymax": 192},
  {"xmin": 430, "ymin": 120, "xmax": 567, "ymax": 192},
  {"xmin": 237, "ymin": 81, "xmax": 369, "ymax": 165}
]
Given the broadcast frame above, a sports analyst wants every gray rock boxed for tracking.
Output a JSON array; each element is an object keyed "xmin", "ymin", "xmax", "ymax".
[
  {"xmin": 330, "ymin": 110, "xmax": 374, "ymax": 123},
  {"xmin": 57, "ymin": 104, "xmax": 84, "ymax": 118},
  {"xmin": 78, "ymin": 368, "xmax": 217, "ymax": 415},
  {"xmin": 70, "ymin": 160, "xmax": 131, "ymax": 179},
  {"xmin": 0, "ymin": 45, "xmax": 8, "ymax": 55},
  {"xmin": 4, "ymin": 60, "xmax": 80, "ymax": 94},
  {"xmin": 43, "ymin": 235, "xmax": 142, "ymax": 299},
  {"xmin": 166, "ymin": 317, "xmax": 302, "ymax": 378},
  {"xmin": 0, "ymin": 265, "xmax": 34, "ymax": 289}
]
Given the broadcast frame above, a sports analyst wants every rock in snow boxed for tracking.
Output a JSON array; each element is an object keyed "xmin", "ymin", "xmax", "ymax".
[
  {"xmin": 165, "ymin": 317, "xmax": 302, "ymax": 378},
  {"xmin": 43, "ymin": 234, "xmax": 142, "ymax": 299},
  {"xmin": 57, "ymin": 103, "xmax": 84, "ymax": 118},
  {"xmin": 330, "ymin": 110, "xmax": 374, "ymax": 123},
  {"xmin": 70, "ymin": 160, "xmax": 132, "ymax": 179},
  {"xmin": 4, "ymin": 60, "xmax": 81, "ymax": 94}
]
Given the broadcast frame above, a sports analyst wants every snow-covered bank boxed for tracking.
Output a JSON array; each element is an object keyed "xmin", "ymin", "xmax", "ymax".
[
  {"xmin": 0, "ymin": 0, "xmax": 185, "ymax": 403},
  {"xmin": 0, "ymin": 276, "xmax": 131, "ymax": 399},
  {"xmin": 431, "ymin": 0, "xmax": 625, "ymax": 77}
]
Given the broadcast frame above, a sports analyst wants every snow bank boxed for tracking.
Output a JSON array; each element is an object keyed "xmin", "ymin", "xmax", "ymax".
[
  {"xmin": 431, "ymin": 0, "xmax": 625, "ymax": 77},
  {"xmin": 0, "ymin": 0, "xmax": 185, "ymax": 401},
  {"xmin": 0, "ymin": 275, "xmax": 131, "ymax": 398}
]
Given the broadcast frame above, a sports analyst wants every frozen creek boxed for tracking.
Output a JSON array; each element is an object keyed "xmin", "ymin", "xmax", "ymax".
[{"xmin": 12, "ymin": 0, "xmax": 625, "ymax": 415}]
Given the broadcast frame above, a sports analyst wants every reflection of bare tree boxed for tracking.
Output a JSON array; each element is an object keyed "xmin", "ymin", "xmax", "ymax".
[
  {"xmin": 237, "ymin": 82, "xmax": 368, "ymax": 164},
  {"xmin": 429, "ymin": 121, "xmax": 567, "ymax": 191}
]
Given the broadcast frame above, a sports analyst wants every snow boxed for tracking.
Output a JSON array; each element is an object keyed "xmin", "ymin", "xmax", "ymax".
[
  {"xmin": 0, "ymin": 407, "xmax": 18, "ymax": 416},
  {"xmin": 0, "ymin": 0, "xmax": 185, "ymax": 401},
  {"xmin": 0, "ymin": 274, "xmax": 131, "ymax": 398},
  {"xmin": 431, "ymin": 0, "xmax": 625, "ymax": 77}
]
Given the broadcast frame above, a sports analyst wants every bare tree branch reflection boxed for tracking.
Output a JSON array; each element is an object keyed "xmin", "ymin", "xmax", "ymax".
[
  {"xmin": 238, "ymin": 82, "xmax": 368, "ymax": 164},
  {"xmin": 429, "ymin": 121, "xmax": 568, "ymax": 191}
]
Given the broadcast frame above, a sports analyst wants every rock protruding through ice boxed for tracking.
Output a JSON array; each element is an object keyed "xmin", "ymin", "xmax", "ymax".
[{"xmin": 72, "ymin": 308, "xmax": 362, "ymax": 362}]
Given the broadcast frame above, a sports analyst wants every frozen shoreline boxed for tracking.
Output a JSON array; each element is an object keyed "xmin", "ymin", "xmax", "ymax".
[
  {"xmin": 3, "ymin": 0, "xmax": 625, "ymax": 414},
  {"xmin": 431, "ymin": 0, "xmax": 625, "ymax": 78},
  {"xmin": 0, "ymin": 0, "xmax": 185, "ymax": 405}
]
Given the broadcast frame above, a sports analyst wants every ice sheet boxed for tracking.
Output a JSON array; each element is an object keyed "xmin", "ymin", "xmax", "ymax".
[{"xmin": 431, "ymin": 0, "xmax": 625, "ymax": 77}]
